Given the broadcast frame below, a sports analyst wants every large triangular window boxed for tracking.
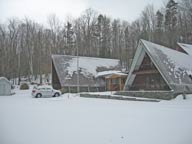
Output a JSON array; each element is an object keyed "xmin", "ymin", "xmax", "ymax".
[{"xmin": 130, "ymin": 53, "xmax": 170, "ymax": 91}]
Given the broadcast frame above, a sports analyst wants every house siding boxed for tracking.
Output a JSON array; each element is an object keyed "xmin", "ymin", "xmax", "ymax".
[{"xmin": 0, "ymin": 78, "xmax": 11, "ymax": 96}]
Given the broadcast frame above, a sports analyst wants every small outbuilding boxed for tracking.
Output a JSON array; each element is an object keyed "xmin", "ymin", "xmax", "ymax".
[
  {"xmin": 96, "ymin": 71, "xmax": 127, "ymax": 91},
  {"xmin": 105, "ymin": 73, "xmax": 127, "ymax": 91},
  {"xmin": 0, "ymin": 77, "xmax": 11, "ymax": 96}
]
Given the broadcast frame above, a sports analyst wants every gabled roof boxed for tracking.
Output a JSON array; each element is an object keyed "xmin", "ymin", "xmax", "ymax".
[
  {"xmin": 124, "ymin": 39, "xmax": 192, "ymax": 93},
  {"xmin": 177, "ymin": 42, "xmax": 192, "ymax": 56},
  {"xmin": 52, "ymin": 55, "xmax": 121, "ymax": 87}
]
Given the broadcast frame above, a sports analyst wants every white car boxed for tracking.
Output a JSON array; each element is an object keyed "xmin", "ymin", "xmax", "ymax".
[{"xmin": 32, "ymin": 85, "xmax": 61, "ymax": 98}]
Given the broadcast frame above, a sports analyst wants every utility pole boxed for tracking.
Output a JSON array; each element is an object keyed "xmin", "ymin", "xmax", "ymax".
[{"xmin": 77, "ymin": 44, "xmax": 80, "ymax": 93}]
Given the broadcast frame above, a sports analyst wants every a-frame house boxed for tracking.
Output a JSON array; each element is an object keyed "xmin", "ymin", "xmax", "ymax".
[{"xmin": 124, "ymin": 40, "xmax": 192, "ymax": 96}]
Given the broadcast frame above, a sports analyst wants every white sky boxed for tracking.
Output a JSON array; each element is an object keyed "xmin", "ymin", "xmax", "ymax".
[{"xmin": 0, "ymin": 0, "xmax": 164, "ymax": 24}]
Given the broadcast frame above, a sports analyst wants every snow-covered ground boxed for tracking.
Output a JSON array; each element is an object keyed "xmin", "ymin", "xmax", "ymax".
[{"xmin": 1, "ymin": 87, "xmax": 192, "ymax": 144}]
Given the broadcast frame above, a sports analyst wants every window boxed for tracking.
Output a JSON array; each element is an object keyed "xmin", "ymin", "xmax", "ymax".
[{"xmin": 112, "ymin": 78, "xmax": 119, "ymax": 85}]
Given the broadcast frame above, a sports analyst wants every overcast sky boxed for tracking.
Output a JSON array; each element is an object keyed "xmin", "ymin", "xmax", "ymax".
[{"xmin": 0, "ymin": 0, "xmax": 165, "ymax": 24}]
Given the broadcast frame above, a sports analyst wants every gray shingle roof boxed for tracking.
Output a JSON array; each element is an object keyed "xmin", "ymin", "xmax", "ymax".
[{"xmin": 52, "ymin": 55, "xmax": 121, "ymax": 87}]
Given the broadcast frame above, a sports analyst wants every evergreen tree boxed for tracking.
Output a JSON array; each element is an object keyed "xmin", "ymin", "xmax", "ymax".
[
  {"xmin": 165, "ymin": 0, "xmax": 178, "ymax": 28},
  {"xmin": 156, "ymin": 11, "xmax": 164, "ymax": 30},
  {"xmin": 164, "ymin": 0, "xmax": 178, "ymax": 48},
  {"xmin": 65, "ymin": 22, "xmax": 75, "ymax": 55},
  {"xmin": 154, "ymin": 10, "xmax": 164, "ymax": 44},
  {"xmin": 96, "ymin": 14, "xmax": 111, "ymax": 58}
]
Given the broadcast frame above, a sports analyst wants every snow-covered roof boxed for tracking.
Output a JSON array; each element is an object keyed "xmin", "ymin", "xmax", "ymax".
[
  {"xmin": 124, "ymin": 39, "xmax": 192, "ymax": 93},
  {"xmin": 96, "ymin": 71, "xmax": 127, "ymax": 78},
  {"xmin": 0, "ymin": 77, "xmax": 11, "ymax": 84},
  {"xmin": 52, "ymin": 55, "xmax": 121, "ymax": 87},
  {"xmin": 177, "ymin": 42, "xmax": 192, "ymax": 56}
]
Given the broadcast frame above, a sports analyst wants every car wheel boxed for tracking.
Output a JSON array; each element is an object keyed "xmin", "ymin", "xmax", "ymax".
[
  {"xmin": 36, "ymin": 93, "xmax": 42, "ymax": 98},
  {"xmin": 54, "ymin": 93, "xmax": 60, "ymax": 97}
]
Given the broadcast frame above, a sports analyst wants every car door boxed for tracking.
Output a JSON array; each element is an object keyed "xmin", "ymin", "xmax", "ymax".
[
  {"xmin": 45, "ymin": 88, "xmax": 53, "ymax": 97},
  {"xmin": 40, "ymin": 88, "xmax": 46, "ymax": 97}
]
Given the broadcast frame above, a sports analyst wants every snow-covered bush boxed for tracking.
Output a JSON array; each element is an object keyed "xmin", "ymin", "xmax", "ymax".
[{"xmin": 20, "ymin": 83, "xmax": 29, "ymax": 90}]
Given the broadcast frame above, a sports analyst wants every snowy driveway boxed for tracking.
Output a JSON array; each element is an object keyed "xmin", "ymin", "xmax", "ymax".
[{"xmin": 0, "ymin": 89, "xmax": 192, "ymax": 144}]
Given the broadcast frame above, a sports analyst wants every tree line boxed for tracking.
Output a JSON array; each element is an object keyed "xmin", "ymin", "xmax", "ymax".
[{"xmin": 0, "ymin": 0, "xmax": 192, "ymax": 84}]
